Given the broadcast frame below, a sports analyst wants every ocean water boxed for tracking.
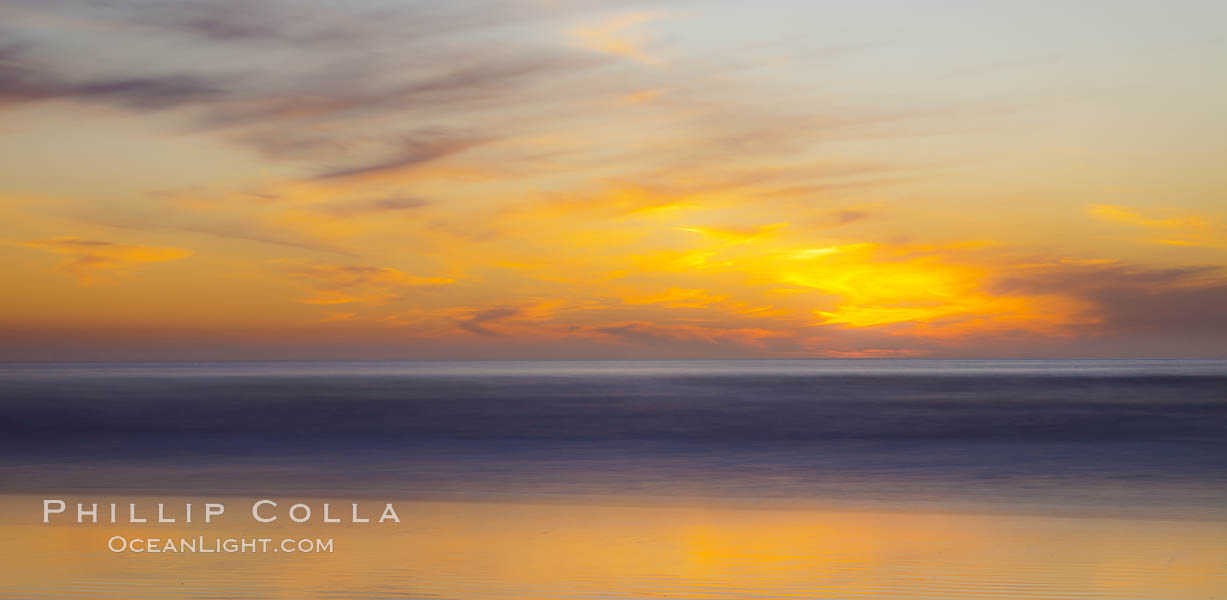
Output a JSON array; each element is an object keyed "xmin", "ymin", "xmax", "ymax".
[{"xmin": 1, "ymin": 359, "xmax": 1226, "ymax": 598}]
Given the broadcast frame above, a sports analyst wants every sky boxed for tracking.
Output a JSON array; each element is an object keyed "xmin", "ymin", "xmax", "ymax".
[{"xmin": 1, "ymin": 0, "xmax": 1225, "ymax": 360}]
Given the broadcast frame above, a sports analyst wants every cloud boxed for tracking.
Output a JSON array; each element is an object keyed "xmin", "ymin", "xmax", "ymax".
[
  {"xmin": 677, "ymin": 224, "xmax": 785, "ymax": 244},
  {"xmin": 0, "ymin": 39, "xmax": 224, "ymax": 109},
  {"xmin": 527, "ymin": 184, "xmax": 699, "ymax": 220},
  {"xmin": 279, "ymin": 261, "xmax": 454, "ymax": 305},
  {"xmin": 824, "ymin": 209, "xmax": 870, "ymax": 227},
  {"xmin": 992, "ymin": 261, "xmax": 1227, "ymax": 337},
  {"xmin": 313, "ymin": 196, "xmax": 430, "ymax": 218},
  {"xmin": 313, "ymin": 131, "xmax": 490, "ymax": 180},
  {"xmin": 618, "ymin": 88, "xmax": 664, "ymax": 104},
  {"xmin": 1089, "ymin": 204, "xmax": 1225, "ymax": 248},
  {"xmin": 0, "ymin": 1, "xmax": 604, "ymax": 175},
  {"xmin": 620, "ymin": 287, "xmax": 727, "ymax": 308},
  {"xmin": 130, "ymin": 0, "xmax": 549, "ymax": 46},
  {"xmin": 0, "ymin": 69, "xmax": 224, "ymax": 110},
  {"xmin": 0, "ymin": 0, "xmax": 948, "ymax": 203},
  {"xmin": 455, "ymin": 306, "xmax": 522, "ymax": 336},
  {"xmin": 818, "ymin": 348, "xmax": 930, "ymax": 358},
  {"xmin": 318, "ymin": 311, "xmax": 358, "ymax": 323},
  {"xmin": 15, "ymin": 236, "xmax": 190, "ymax": 282},
  {"xmin": 131, "ymin": 0, "xmax": 363, "ymax": 45},
  {"xmin": 75, "ymin": 195, "xmax": 350, "ymax": 255},
  {"xmin": 14, "ymin": 2, "xmax": 1217, "ymax": 360},
  {"xmin": 590, "ymin": 322, "xmax": 787, "ymax": 349},
  {"xmin": 570, "ymin": 11, "xmax": 666, "ymax": 65}
]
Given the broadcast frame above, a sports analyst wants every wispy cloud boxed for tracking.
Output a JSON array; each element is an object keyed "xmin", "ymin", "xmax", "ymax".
[
  {"xmin": 75, "ymin": 194, "xmax": 350, "ymax": 255},
  {"xmin": 312, "ymin": 196, "xmax": 430, "ymax": 218},
  {"xmin": 618, "ymin": 88, "xmax": 665, "ymax": 104},
  {"xmin": 0, "ymin": 1, "xmax": 605, "ymax": 177},
  {"xmin": 278, "ymin": 261, "xmax": 454, "ymax": 305},
  {"xmin": 6, "ymin": 0, "xmax": 1220, "ymax": 359},
  {"xmin": 1089, "ymin": 204, "xmax": 1225, "ymax": 248},
  {"xmin": 15, "ymin": 237, "xmax": 190, "ymax": 282},
  {"xmin": 455, "ymin": 306, "xmax": 522, "ymax": 336},
  {"xmin": 313, "ymin": 131, "xmax": 491, "ymax": 180},
  {"xmin": 570, "ymin": 11, "xmax": 666, "ymax": 65}
]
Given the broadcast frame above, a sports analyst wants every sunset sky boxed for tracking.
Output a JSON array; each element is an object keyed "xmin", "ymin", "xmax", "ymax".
[{"xmin": 2, "ymin": 0, "xmax": 1225, "ymax": 359}]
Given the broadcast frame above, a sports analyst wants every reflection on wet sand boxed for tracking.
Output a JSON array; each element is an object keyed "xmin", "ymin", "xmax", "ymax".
[{"xmin": 4, "ymin": 495, "xmax": 1226, "ymax": 600}]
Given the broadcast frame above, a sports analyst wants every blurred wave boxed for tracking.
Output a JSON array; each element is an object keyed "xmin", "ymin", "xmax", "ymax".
[{"xmin": 2, "ymin": 359, "xmax": 1225, "ymax": 516}]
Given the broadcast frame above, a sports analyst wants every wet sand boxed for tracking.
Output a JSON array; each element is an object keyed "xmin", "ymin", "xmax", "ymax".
[{"xmin": 4, "ymin": 493, "xmax": 1226, "ymax": 599}]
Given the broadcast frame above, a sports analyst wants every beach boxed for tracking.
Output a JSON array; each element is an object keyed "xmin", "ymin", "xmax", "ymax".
[
  {"xmin": 2, "ymin": 360, "xmax": 1225, "ymax": 598},
  {"xmin": 3, "ymin": 494, "xmax": 1226, "ymax": 599}
]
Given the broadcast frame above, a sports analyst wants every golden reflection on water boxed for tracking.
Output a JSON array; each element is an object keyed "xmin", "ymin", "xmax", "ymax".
[{"xmin": 3, "ymin": 495, "xmax": 1225, "ymax": 599}]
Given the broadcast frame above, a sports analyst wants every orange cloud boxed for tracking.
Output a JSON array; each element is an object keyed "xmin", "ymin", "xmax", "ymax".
[
  {"xmin": 278, "ymin": 261, "xmax": 455, "ymax": 305},
  {"xmin": 618, "ymin": 88, "xmax": 665, "ymax": 105},
  {"xmin": 677, "ymin": 224, "xmax": 786, "ymax": 245},
  {"xmin": 620, "ymin": 287, "xmax": 728, "ymax": 308},
  {"xmin": 570, "ymin": 12, "xmax": 666, "ymax": 65},
  {"xmin": 1089, "ymin": 204, "xmax": 1225, "ymax": 248},
  {"xmin": 16, "ymin": 236, "xmax": 190, "ymax": 282},
  {"xmin": 617, "ymin": 233, "xmax": 1086, "ymax": 342}
]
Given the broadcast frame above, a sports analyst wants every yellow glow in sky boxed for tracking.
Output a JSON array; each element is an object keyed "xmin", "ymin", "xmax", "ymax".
[{"xmin": 1, "ymin": 1, "xmax": 1225, "ymax": 358}]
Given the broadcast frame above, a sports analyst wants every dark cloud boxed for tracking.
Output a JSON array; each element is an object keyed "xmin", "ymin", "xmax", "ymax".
[
  {"xmin": 315, "ymin": 197, "xmax": 430, "ymax": 218},
  {"xmin": 457, "ymin": 307, "xmax": 521, "ymax": 336},
  {"xmin": 134, "ymin": 1, "xmax": 356, "ymax": 45},
  {"xmin": 994, "ymin": 263, "xmax": 1227, "ymax": 337},
  {"xmin": 65, "ymin": 75, "xmax": 225, "ymax": 110},
  {"xmin": 0, "ymin": 0, "xmax": 606, "ymax": 174},
  {"xmin": 0, "ymin": 43, "xmax": 222, "ymax": 109},
  {"xmin": 1094, "ymin": 281, "xmax": 1227, "ymax": 336},
  {"xmin": 0, "ymin": 0, "xmax": 952, "ymax": 193},
  {"xmin": 314, "ymin": 131, "xmax": 491, "ymax": 180},
  {"xmin": 132, "ymin": 0, "xmax": 547, "ymax": 46},
  {"xmin": 0, "ymin": 0, "xmax": 941, "ymax": 185},
  {"xmin": 593, "ymin": 323, "xmax": 678, "ymax": 344}
]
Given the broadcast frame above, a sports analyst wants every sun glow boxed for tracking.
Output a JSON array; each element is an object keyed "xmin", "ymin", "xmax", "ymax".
[{"xmin": 1, "ymin": 1, "xmax": 1224, "ymax": 358}]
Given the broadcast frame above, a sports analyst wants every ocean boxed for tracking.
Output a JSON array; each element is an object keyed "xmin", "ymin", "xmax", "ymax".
[{"xmin": 1, "ymin": 359, "xmax": 1225, "ymax": 598}]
